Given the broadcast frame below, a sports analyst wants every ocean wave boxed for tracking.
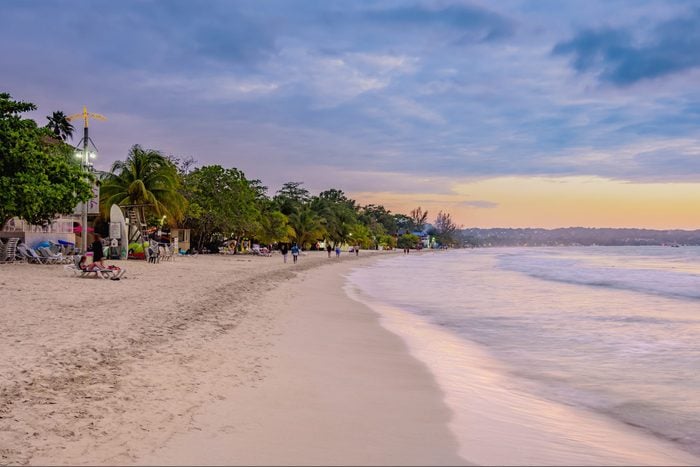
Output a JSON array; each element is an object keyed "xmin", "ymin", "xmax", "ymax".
[{"xmin": 497, "ymin": 253, "xmax": 700, "ymax": 301}]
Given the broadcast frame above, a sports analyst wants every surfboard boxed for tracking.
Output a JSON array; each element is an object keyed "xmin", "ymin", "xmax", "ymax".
[{"xmin": 109, "ymin": 204, "xmax": 128, "ymax": 259}]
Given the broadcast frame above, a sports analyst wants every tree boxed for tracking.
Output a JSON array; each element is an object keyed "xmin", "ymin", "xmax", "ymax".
[
  {"xmin": 100, "ymin": 145, "xmax": 187, "ymax": 224},
  {"xmin": 348, "ymin": 223, "xmax": 372, "ymax": 248},
  {"xmin": 288, "ymin": 206, "xmax": 326, "ymax": 249},
  {"xmin": 0, "ymin": 92, "xmax": 93, "ymax": 226},
  {"xmin": 377, "ymin": 233, "xmax": 397, "ymax": 249},
  {"xmin": 166, "ymin": 154, "xmax": 197, "ymax": 176},
  {"xmin": 256, "ymin": 210, "xmax": 293, "ymax": 245},
  {"xmin": 434, "ymin": 210, "xmax": 460, "ymax": 246},
  {"xmin": 310, "ymin": 189, "xmax": 358, "ymax": 246},
  {"xmin": 45, "ymin": 111, "xmax": 74, "ymax": 141},
  {"xmin": 273, "ymin": 181, "xmax": 310, "ymax": 216},
  {"xmin": 359, "ymin": 204, "xmax": 397, "ymax": 234},
  {"xmin": 397, "ymin": 233, "xmax": 420, "ymax": 250},
  {"xmin": 410, "ymin": 206, "xmax": 429, "ymax": 232},
  {"xmin": 393, "ymin": 213, "xmax": 414, "ymax": 233},
  {"xmin": 181, "ymin": 165, "xmax": 260, "ymax": 251}
]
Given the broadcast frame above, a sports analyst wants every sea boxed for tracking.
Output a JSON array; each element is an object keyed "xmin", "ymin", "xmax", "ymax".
[{"xmin": 346, "ymin": 246, "xmax": 700, "ymax": 465}]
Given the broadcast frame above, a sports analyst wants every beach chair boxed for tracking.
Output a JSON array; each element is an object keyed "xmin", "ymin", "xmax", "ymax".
[
  {"xmin": 0, "ymin": 238, "xmax": 20, "ymax": 263},
  {"xmin": 17, "ymin": 244, "xmax": 44, "ymax": 264},
  {"xmin": 158, "ymin": 244, "xmax": 169, "ymax": 262},
  {"xmin": 65, "ymin": 256, "xmax": 106, "ymax": 278},
  {"xmin": 38, "ymin": 246, "xmax": 70, "ymax": 264},
  {"xmin": 64, "ymin": 256, "xmax": 127, "ymax": 279},
  {"xmin": 98, "ymin": 264, "xmax": 126, "ymax": 280},
  {"xmin": 146, "ymin": 245, "xmax": 159, "ymax": 263},
  {"xmin": 163, "ymin": 244, "xmax": 174, "ymax": 261}
]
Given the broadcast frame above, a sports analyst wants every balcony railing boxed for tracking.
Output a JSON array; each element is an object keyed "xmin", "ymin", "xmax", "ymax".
[{"xmin": 2, "ymin": 217, "xmax": 76, "ymax": 234}]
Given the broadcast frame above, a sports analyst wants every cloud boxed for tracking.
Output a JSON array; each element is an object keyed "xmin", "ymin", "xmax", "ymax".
[
  {"xmin": 135, "ymin": 74, "xmax": 280, "ymax": 102},
  {"xmin": 365, "ymin": 4, "xmax": 514, "ymax": 42},
  {"xmin": 266, "ymin": 49, "xmax": 418, "ymax": 108},
  {"xmin": 0, "ymin": 1, "xmax": 280, "ymax": 74},
  {"xmin": 462, "ymin": 200, "xmax": 499, "ymax": 209},
  {"xmin": 538, "ymin": 138, "xmax": 700, "ymax": 183},
  {"xmin": 553, "ymin": 8, "xmax": 700, "ymax": 84},
  {"xmin": 4, "ymin": 0, "xmax": 700, "ymax": 199}
]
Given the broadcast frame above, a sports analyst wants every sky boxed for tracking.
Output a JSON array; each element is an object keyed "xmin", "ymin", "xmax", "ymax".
[{"xmin": 2, "ymin": 0, "xmax": 700, "ymax": 229}]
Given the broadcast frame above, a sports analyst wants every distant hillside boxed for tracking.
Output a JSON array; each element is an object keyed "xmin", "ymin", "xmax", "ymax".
[{"xmin": 460, "ymin": 227, "xmax": 700, "ymax": 247}]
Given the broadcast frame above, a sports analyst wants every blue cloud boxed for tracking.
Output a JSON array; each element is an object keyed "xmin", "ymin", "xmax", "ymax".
[
  {"xmin": 553, "ymin": 8, "xmax": 700, "ymax": 84},
  {"xmin": 365, "ymin": 4, "xmax": 514, "ymax": 42},
  {"xmin": 2, "ymin": 0, "xmax": 700, "ymax": 192}
]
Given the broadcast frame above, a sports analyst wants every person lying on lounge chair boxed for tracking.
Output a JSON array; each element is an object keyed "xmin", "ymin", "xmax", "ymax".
[
  {"xmin": 79, "ymin": 255, "xmax": 101, "ymax": 272},
  {"xmin": 78, "ymin": 255, "xmax": 126, "ymax": 279}
]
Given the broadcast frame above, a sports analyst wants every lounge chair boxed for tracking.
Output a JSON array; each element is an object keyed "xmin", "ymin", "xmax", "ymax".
[
  {"xmin": 17, "ymin": 244, "xmax": 44, "ymax": 264},
  {"xmin": 161, "ymin": 244, "xmax": 174, "ymax": 262},
  {"xmin": 146, "ymin": 245, "xmax": 159, "ymax": 263},
  {"xmin": 0, "ymin": 238, "xmax": 20, "ymax": 263},
  {"xmin": 37, "ymin": 246, "xmax": 71, "ymax": 264},
  {"xmin": 252, "ymin": 246, "xmax": 272, "ymax": 257},
  {"xmin": 64, "ymin": 255, "xmax": 126, "ymax": 279}
]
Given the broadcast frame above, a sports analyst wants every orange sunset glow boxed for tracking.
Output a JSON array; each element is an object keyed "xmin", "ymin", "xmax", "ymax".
[{"xmin": 353, "ymin": 176, "xmax": 700, "ymax": 229}]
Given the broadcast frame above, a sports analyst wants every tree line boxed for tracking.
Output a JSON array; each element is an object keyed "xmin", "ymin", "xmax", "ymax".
[
  {"xmin": 461, "ymin": 227, "xmax": 700, "ymax": 247},
  {"xmin": 1, "ymin": 92, "xmax": 460, "ymax": 250}
]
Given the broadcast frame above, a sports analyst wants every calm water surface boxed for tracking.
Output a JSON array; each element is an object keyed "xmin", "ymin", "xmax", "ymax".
[{"xmin": 347, "ymin": 247, "xmax": 700, "ymax": 464}]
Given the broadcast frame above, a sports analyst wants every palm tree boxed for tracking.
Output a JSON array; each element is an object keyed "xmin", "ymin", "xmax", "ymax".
[
  {"xmin": 257, "ymin": 210, "xmax": 294, "ymax": 245},
  {"xmin": 45, "ymin": 111, "xmax": 74, "ymax": 141},
  {"xmin": 100, "ymin": 145, "xmax": 186, "ymax": 224},
  {"xmin": 289, "ymin": 206, "xmax": 326, "ymax": 249}
]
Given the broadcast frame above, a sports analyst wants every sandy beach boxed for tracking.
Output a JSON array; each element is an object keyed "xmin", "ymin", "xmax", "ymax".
[{"xmin": 0, "ymin": 250, "xmax": 464, "ymax": 465}]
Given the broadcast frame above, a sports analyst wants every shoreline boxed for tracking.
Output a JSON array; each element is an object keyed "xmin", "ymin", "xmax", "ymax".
[
  {"xmin": 1, "ymin": 250, "xmax": 461, "ymax": 465},
  {"xmin": 5, "ymin": 248, "xmax": 695, "ymax": 465},
  {"xmin": 345, "ymin": 250, "xmax": 700, "ymax": 466},
  {"xmin": 137, "ymin": 255, "xmax": 465, "ymax": 465}
]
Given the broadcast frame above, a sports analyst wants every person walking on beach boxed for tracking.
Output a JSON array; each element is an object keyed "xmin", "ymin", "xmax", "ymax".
[
  {"xmin": 354, "ymin": 244, "xmax": 360, "ymax": 256},
  {"xmin": 91, "ymin": 233, "xmax": 106, "ymax": 268},
  {"xmin": 335, "ymin": 245, "xmax": 341, "ymax": 258},
  {"xmin": 291, "ymin": 243, "xmax": 300, "ymax": 264},
  {"xmin": 326, "ymin": 243, "xmax": 332, "ymax": 258},
  {"xmin": 280, "ymin": 243, "xmax": 289, "ymax": 263}
]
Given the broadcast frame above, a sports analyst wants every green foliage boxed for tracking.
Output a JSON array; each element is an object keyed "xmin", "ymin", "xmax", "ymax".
[
  {"xmin": 359, "ymin": 204, "xmax": 398, "ymax": 234},
  {"xmin": 0, "ymin": 92, "xmax": 93, "ymax": 226},
  {"xmin": 45, "ymin": 111, "xmax": 74, "ymax": 141},
  {"xmin": 433, "ymin": 210, "xmax": 460, "ymax": 246},
  {"xmin": 288, "ymin": 206, "xmax": 326, "ymax": 249},
  {"xmin": 256, "ymin": 210, "xmax": 293, "ymax": 245},
  {"xmin": 2, "ymin": 93, "xmax": 466, "ymax": 250},
  {"xmin": 393, "ymin": 213, "xmax": 414, "ymax": 232},
  {"xmin": 100, "ymin": 145, "xmax": 187, "ymax": 223},
  {"xmin": 310, "ymin": 188, "xmax": 358, "ymax": 245},
  {"xmin": 410, "ymin": 206, "xmax": 429, "ymax": 231},
  {"xmin": 273, "ymin": 181, "xmax": 310, "ymax": 215},
  {"xmin": 377, "ymin": 233, "xmax": 397, "ymax": 249},
  {"xmin": 182, "ymin": 165, "xmax": 260, "ymax": 250},
  {"xmin": 348, "ymin": 223, "xmax": 372, "ymax": 248},
  {"xmin": 397, "ymin": 233, "xmax": 420, "ymax": 249}
]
